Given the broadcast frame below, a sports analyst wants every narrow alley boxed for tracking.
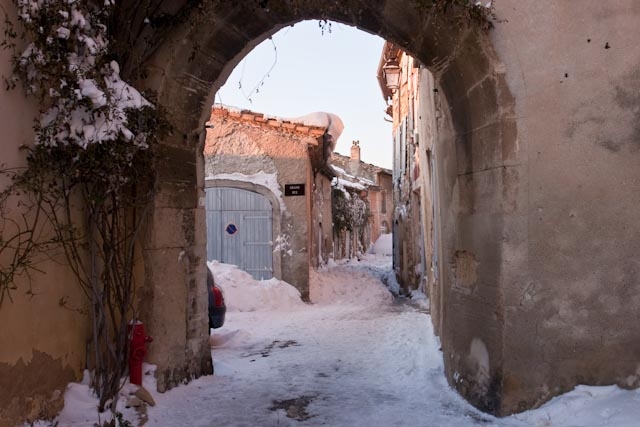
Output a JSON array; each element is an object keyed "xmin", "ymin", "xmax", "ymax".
[
  {"xmin": 142, "ymin": 256, "xmax": 490, "ymax": 426},
  {"xmin": 132, "ymin": 257, "xmax": 637, "ymax": 427}
]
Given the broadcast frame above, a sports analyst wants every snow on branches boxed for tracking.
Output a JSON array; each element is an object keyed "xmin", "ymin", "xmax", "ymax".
[
  {"xmin": 332, "ymin": 180, "xmax": 370, "ymax": 233},
  {"xmin": 12, "ymin": 0, "xmax": 152, "ymax": 150}
]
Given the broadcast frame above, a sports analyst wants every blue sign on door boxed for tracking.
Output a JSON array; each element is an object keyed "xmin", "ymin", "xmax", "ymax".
[{"xmin": 225, "ymin": 223, "xmax": 238, "ymax": 235}]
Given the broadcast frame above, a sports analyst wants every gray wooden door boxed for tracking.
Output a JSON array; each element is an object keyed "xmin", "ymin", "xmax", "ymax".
[{"xmin": 206, "ymin": 187, "xmax": 273, "ymax": 280}]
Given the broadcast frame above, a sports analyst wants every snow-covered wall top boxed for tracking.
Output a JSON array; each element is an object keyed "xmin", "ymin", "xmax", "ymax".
[
  {"xmin": 211, "ymin": 104, "xmax": 342, "ymax": 150},
  {"xmin": 289, "ymin": 112, "xmax": 344, "ymax": 151}
]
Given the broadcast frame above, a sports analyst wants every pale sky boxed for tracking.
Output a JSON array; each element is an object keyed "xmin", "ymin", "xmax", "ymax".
[{"xmin": 215, "ymin": 20, "xmax": 393, "ymax": 169}]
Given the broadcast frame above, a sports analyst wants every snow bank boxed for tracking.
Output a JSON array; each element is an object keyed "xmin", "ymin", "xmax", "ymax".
[
  {"xmin": 309, "ymin": 261, "xmax": 394, "ymax": 306},
  {"xmin": 207, "ymin": 261, "xmax": 305, "ymax": 312},
  {"xmin": 27, "ymin": 369, "xmax": 148, "ymax": 427},
  {"xmin": 409, "ymin": 288, "xmax": 430, "ymax": 311},
  {"xmin": 372, "ymin": 233, "xmax": 393, "ymax": 256},
  {"xmin": 513, "ymin": 385, "xmax": 640, "ymax": 427}
]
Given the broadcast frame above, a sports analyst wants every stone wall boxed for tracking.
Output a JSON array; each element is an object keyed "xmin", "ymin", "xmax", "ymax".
[
  {"xmin": 124, "ymin": 0, "xmax": 640, "ymax": 415},
  {"xmin": 489, "ymin": 1, "xmax": 640, "ymax": 412}
]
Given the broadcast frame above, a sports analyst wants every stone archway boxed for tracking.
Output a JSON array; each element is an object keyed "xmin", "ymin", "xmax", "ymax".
[
  {"xmin": 118, "ymin": 0, "xmax": 640, "ymax": 418},
  {"xmin": 126, "ymin": 0, "xmax": 515, "ymax": 413}
]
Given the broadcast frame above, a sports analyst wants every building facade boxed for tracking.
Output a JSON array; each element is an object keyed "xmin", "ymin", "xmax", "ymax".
[
  {"xmin": 378, "ymin": 43, "xmax": 430, "ymax": 296},
  {"xmin": 331, "ymin": 141, "xmax": 393, "ymax": 254},
  {"xmin": 204, "ymin": 105, "xmax": 338, "ymax": 299}
]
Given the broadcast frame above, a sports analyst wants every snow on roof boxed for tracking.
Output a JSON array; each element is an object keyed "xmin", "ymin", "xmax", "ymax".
[
  {"xmin": 331, "ymin": 165, "xmax": 347, "ymax": 175},
  {"xmin": 358, "ymin": 177, "xmax": 376, "ymax": 186},
  {"xmin": 330, "ymin": 165, "xmax": 354, "ymax": 179},
  {"xmin": 288, "ymin": 112, "xmax": 344, "ymax": 150},
  {"xmin": 213, "ymin": 103, "xmax": 243, "ymax": 114},
  {"xmin": 332, "ymin": 177, "xmax": 365, "ymax": 191},
  {"xmin": 330, "ymin": 165, "xmax": 376, "ymax": 189}
]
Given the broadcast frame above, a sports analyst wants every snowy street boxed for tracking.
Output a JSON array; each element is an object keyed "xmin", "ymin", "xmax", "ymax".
[
  {"xmin": 147, "ymin": 257, "xmax": 500, "ymax": 427},
  {"xmin": 143, "ymin": 256, "xmax": 640, "ymax": 427},
  {"xmin": 46, "ymin": 254, "xmax": 640, "ymax": 427}
]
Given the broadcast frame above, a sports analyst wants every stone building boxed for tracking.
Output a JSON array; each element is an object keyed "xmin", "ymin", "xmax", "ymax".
[
  {"xmin": 378, "ymin": 43, "xmax": 428, "ymax": 295},
  {"xmin": 331, "ymin": 141, "xmax": 393, "ymax": 253},
  {"xmin": 204, "ymin": 105, "xmax": 339, "ymax": 298}
]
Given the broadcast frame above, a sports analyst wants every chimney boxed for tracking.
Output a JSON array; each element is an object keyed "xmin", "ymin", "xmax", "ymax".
[
  {"xmin": 350, "ymin": 140, "xmax": 361, "ymax": 161},
  {"xmin": 350, "ymin": 140, "xmax": 361, "ymax": 176}
]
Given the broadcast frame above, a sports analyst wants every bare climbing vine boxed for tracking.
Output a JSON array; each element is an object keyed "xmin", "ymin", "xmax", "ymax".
[{"xmin": 0, "ymin": 0, "xmax": 168, "ymax": 419}]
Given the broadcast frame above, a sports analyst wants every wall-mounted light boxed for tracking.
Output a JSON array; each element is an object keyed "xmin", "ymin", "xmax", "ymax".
[{"xmin": 382, "ymin": 58, "xmax": 401, "ymax": 93}]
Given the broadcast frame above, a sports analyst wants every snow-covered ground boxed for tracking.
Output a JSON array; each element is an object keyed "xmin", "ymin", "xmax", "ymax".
[{"xmin": 31, "ymin": 253, "xmax": 640, "ymax": 427}]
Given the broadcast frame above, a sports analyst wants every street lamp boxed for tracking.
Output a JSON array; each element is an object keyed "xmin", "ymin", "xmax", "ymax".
[{"xmin": 382, "ymin": 58, "xmax": 401, "ymax": 93}]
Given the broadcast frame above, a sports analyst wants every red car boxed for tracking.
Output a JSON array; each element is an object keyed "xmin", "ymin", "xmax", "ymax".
[{"xmin": 207, "ymin": 267, "xmax": 226, "ymax": 330}]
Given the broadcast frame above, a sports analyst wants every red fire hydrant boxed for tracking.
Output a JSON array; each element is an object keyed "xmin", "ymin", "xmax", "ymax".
[{"xmin": 129, "ymin": 321, "xmax": 153, "ymax": 386}]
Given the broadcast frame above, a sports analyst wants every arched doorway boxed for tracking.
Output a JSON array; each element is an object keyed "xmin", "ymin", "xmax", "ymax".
[
  {"xmin": 126, "ymin": 1, "xmax": 514, "ymax": 413},
  {"xmin": 205, "ymin": 187, "xmax": 274, "ymax": 280},
  {"xmin": 1, "ymin": 0, "xmax": 638, "ymax": 422}
]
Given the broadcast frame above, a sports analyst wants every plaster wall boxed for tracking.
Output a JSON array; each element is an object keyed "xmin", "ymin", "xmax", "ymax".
[
  {"xmin": 377, "ymin": 174, "xmax": 394, "ymax": 236},
  {"xmin": 416, "ymin": 69, "xmax": 439, "ymax": 328},
  {"xmin": 367, "ymin": 191, "xmax": 382, "ymax": 244},
  {"xmin": 420, "ymin": 0, "xmax": 640, "ymax": 415},
  {"xmin": 490, "ymin": 0, "xmax": 640, "ymax": 412},
  {"xmin": 0, "ymin": 1, "xmax": 88, "ymax": 424}
]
